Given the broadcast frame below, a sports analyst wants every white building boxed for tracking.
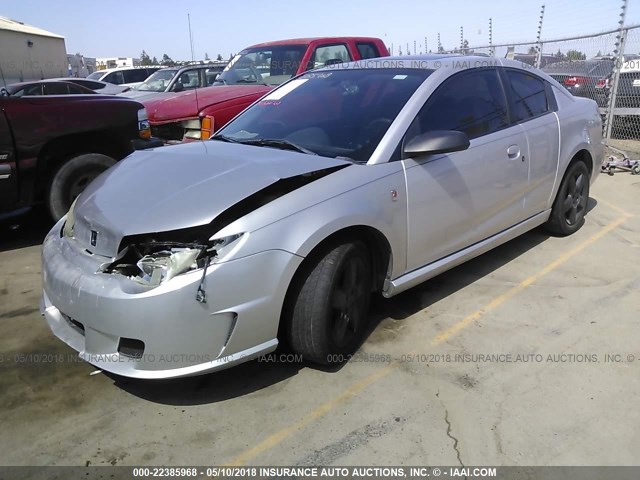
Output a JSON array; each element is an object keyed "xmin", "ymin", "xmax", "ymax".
[
  {"xmin": 95, "ymin": 57, "xmax": 141, "ymax": 70},
  {"xmin": 0, "ymin": 16, "xmax": 68, "ymax": 86}
]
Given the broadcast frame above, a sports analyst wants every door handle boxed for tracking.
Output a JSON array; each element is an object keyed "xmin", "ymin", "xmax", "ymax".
[
  {"xmin": 507, "ymin": 145, "xmax": 520, "ymax": 159},
  {"xmin": 0, "ymin": 164, "xmax": 11, "ymax": 180}
]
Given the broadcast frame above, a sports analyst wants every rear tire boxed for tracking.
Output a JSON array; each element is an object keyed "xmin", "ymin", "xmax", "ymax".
[
  {"xmin": 545, "ymin": 161, "xmax": 590, "ymax": 236},
  {"xmin": 47, "ymin": 153, "xmax": 116, "ymax": 221},
  {"xmin": 288, "ymin": 241, "xmax": 372, "ymax": 365}
]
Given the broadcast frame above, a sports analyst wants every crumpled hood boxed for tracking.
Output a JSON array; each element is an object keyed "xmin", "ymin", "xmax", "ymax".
[
  {"xmin": 73, "ymin": 141, "xmax": 349, "ymax": 257},
  {"xmin": 142, "ymin": 85, "xmax": 271, "ymax": 123}
]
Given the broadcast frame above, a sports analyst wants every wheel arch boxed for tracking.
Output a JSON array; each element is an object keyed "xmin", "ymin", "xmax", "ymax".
[
  {"xmin": 36, "ymin": 130, "xmax": 133, "ymax": 198},
  {"xmin": 278, "ymin": 224, "xmax": 393, "ymax": 341}
]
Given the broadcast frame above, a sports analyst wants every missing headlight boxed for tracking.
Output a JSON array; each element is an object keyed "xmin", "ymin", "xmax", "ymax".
[{"xmin": 100, "ymin": 243, "xmax": 209, "ymax": 288}]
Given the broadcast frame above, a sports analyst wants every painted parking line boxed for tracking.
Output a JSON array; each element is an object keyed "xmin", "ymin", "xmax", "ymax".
[{"xmin": 223, "ymin": 213, "xmax": 630, "ymax": 467}]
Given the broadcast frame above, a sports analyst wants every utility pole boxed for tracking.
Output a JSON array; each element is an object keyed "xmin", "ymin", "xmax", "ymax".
[
  {"xmin": 489, "ymin": 18, "xmax": 494, "ymax": 56},
  {"xmin": 535, "ymin": 4, "xmax": 545, "ymax": 68}
]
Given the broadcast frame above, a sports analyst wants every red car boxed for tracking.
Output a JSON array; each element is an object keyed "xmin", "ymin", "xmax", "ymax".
[{"xmin": 143, "ymin": 37, "xmax": 389, "ymax": 143}]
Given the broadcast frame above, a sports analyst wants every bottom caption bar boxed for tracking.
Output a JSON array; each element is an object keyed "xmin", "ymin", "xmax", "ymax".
[{"xmin": 1, "ymin": 466, "xmax": 640, "ymax": 480}]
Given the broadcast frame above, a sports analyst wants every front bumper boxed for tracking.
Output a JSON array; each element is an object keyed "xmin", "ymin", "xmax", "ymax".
[{"xmin": 41, "ymin": 220, "xmax": 303, "ymax": 379}]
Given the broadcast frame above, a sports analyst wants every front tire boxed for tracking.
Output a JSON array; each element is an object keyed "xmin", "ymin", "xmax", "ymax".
[
  {"xmin": 288, "ymin": 241, "xmax": 372, "ymax": 365},
  {"xmin": 47, "ymin": 153, "xmax": 116, "ymax": 221},
  {"xmin": 545, "ymin": 161, "xmax": 590, "ymax": 236}
]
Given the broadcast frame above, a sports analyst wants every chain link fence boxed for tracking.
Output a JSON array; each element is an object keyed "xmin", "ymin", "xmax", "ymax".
[{"xmin": 455, "ymin": 25, "xmax": 640, "ymax": 154}]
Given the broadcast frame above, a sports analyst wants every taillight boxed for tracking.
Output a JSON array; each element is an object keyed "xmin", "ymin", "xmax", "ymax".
[
  {"xmin": 200, "ymin": 115, "xmax": 215, "ymax": 140},
  {"xmin": 595, "ymin": 78, "xmax": 609, "ymax": 89},
  {"xmin": 564, "ymin": 76, "xmax": 588, "ymax": 87}
]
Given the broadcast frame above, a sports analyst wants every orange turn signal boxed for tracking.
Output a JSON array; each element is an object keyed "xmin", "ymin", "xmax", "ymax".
[{"xmin": 201, "ymin": 116, "xmax": 214, "ymax": 140}]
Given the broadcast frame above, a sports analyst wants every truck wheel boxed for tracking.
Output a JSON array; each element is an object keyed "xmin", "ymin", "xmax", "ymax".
[
  {"xmin": 47, "ymin": 153, "xmax": 116, "ymax": 221},
  {"xmin": 545, "ymin": 161, "xmax": 590, "ymax": 236},
  {"xmin": 288, "ymin": 241, "xmax": 372, "ymax": 365}
]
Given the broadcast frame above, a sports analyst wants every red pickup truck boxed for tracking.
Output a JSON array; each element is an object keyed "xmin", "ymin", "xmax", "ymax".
[{"xmin": 144, "ymin": 37, "xmax": 389, "ymax": 142}]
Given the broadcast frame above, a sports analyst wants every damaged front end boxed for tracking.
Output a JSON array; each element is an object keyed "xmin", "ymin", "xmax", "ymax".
[{"xmin": 95, "ymin": 234, "xmax": 244, "ymax": 302}]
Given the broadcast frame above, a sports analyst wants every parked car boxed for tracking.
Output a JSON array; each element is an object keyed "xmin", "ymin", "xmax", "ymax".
[
  {"xmin": 120, "ymin": 64, "xmax": 226, "ymax": 101},
  {"xmin": 596, "ymin": 60, "xmax": 640, "ymax": 109},
  {"xmin": 1, "ymin": 80, "xmax": 96, "ymax": 97},
  {"xmin": 0, "ymin": 95, "xmax": 161, "ymax": 221},
  {"xmin": 142, "ymin": 37, "xmax": 389, "ymax": 142},
  {"xmin": 542, "ymin": 59, "xmax": 614, "ymax": 105},
  {"xmin": 55, "ymin": 78, "xmax": 131, "ymax": 95},
  {"xmin": 41, "ymin": 55, "xmax": 602, "ymax": 379},
  {"xmin": 511, "ymin": 53, "xmax": 563, "ymax": 68},
  {"xmin": 86, "ymin": 66, "xmax": 162, "ymax": 89}
]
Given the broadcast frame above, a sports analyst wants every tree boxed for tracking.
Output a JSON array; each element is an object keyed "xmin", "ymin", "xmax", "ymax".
[
  {"xmin": 204, "ymin": 52, "xmax": 210, "ymax": 61},
  {"xmin": 217, "ymin": 54, "xmax": 223, "ymax": 61},
  {"xmin": 161, "ymin": 53, "xmax": 175, "ymax": 66},
  {"xmin": 528, "ymin": 46, "xmax": 537, "ymax": 55},
  {"xmin": 566, "ymin": 50, "xmax": 586, "ymax": 61},
  {"xmin": 140, "ymin": 50, "xmax": 152, "ymax": 66},
  {"xmin": 152, "ymin": 56, "xmax": 159, "ymax": 65}
]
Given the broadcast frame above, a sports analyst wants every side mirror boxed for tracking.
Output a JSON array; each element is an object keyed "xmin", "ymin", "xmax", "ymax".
[
  {"xmin": 403, "ymin": 130, "xmax": 470, "ymax": 157},
  {"xmin": 173, "ymin": 82, "xmax": 184, "ymax": 92}
]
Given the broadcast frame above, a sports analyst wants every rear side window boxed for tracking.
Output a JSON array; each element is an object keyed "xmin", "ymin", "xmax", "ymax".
[
  {"xmin": 356, "ymin": 42, "xmax": 380, "ymax": 59},
  {"xmin": 123, "ymin": 69, "xmax": 151, "ymax": 83},
  {"xmin": 505, "ymin": 69, "xmax": 549, "ymax": 122},
  {"xmin": 410, "ymin": 68, "xmax": 509, "ymax": 140},
  {"xmin": 44, "ymin": 83, "xmax": 69, "ymax": 95},
  {"xmin": 310, "ymin": 44, "xmax": 352, "ymax": 69}
]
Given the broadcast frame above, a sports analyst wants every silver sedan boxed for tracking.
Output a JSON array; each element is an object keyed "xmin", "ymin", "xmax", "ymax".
[{"xmin": 41, "ymin": 55, "xmax": 603, "ymax": 378}]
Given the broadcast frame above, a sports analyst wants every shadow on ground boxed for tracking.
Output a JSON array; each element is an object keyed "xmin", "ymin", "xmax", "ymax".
[{"xmin": 0, "ymin": 208, "xmax": 52, "ymax": 253}]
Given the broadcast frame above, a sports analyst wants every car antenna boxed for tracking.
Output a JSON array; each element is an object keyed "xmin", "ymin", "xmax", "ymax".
[{"xmin": 187, "ymin": 13, "xmax": 201, "ymax": 113}]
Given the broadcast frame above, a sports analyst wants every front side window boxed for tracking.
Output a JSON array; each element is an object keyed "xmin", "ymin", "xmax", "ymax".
[
  {"xmin": 123, "ymin": 69, "xmax": 151, "ymax": 83},
  {"xmin": 216, "ymin": 45, "xmax": 307, "ymax": 86},
  {"xmin": 103, "ymin": 71, "xmax": 124, "ymax": 85},
  {"xmin": 506, "ymin": 69, "xmax": 548, "ymax": 122},
  {"xmin": 217, "ymin": 68, "xmax": 432, "ymax": 163},
  {"xmin": 137, "ymin": 69, "xmax": 178, "ymax": 92},
  {"xmin": 310, "ymin": 44, "xmax": 352, "ymax": 69},
  {"xmin": 172, "ymin": 69, "xmax": 202, "ymax": 91},
  {"xmin": 407, "ymin": 68, "xmax": 508, "ymax": 142}
]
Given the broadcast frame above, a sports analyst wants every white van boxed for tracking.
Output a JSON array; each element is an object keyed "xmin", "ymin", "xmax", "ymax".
[{"xmin": 87, "ymin": 66, "xmax": 162, "ymax": 89}]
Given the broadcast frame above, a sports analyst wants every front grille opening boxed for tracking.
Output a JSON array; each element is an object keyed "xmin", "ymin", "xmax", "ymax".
[
  {"xmin": 70, "ymin": 319, "xmax": 85, "ymax": 333},
  {"xmin": 117, "ymin": 337, "xmax": 145, "ymax": 359},
  {"xmin": 62, "ymin": 313, "xmax": 85, "ymax": 336}
]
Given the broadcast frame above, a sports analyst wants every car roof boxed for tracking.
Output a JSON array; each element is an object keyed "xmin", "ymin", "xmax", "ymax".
[
  {"xmin": 3, "ymin": 79, "xmax": 96, "ymax": 94},
  {"xmin": 95, "ymin": 66, "xmax": 159, "ymax": 74},
  {"xmin": 246, "ymin": 37, "xmax": 383, "ymax": 49},
  {"xmin": 312, "ymin": 54, "xmax": 486, "ymax": 71}
]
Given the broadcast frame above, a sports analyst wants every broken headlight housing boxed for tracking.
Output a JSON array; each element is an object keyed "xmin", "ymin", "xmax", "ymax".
[{"xmin": 101, "ymin": 233, "xmax": 245, "ymax": 288}]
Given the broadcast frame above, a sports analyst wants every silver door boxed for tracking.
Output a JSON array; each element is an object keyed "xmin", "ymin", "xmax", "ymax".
[{"xmin": 402, "ymin": 68, "xmax": 529, "ymax": 271}]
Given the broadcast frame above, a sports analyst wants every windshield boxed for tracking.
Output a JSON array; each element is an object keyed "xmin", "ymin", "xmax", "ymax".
[
  {"xmin": 215, "ymin": 45, "xmax": 307, "ymax": 87},
  {"xmin": 137, "ymin": 69, "xmax": 179, "ymax": 91},
  {"xmin": 87, "ymin": 71, "xmax": 104, "ymax": 80},
  {"xmin": 216, "ymin": 68, "xmax": 432, "ymax": 163}
]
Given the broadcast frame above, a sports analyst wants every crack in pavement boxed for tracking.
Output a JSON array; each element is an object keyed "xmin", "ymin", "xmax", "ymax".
[{"xmin": 444, "ymin": 409, "xmax": 465, "ymax": 469}]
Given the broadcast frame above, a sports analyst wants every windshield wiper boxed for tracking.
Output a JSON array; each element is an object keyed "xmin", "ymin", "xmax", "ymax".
[
  {"xmin": 210, "ymin": 134, "xmax": 240, "ymax": 143},
  {"xmin": 236, "ymin": 138, "xmax": 318, "ymax": 155}
]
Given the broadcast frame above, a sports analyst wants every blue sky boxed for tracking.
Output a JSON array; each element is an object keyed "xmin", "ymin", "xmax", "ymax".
[{"xmin": 1, "ymin": 0, "xmax": 636, "ymax": 60}]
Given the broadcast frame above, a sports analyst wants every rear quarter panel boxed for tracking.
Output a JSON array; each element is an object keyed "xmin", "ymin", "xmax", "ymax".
[{"xmin": 553, "ymin": 93, "xmax": 603, "ymax": 207}]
